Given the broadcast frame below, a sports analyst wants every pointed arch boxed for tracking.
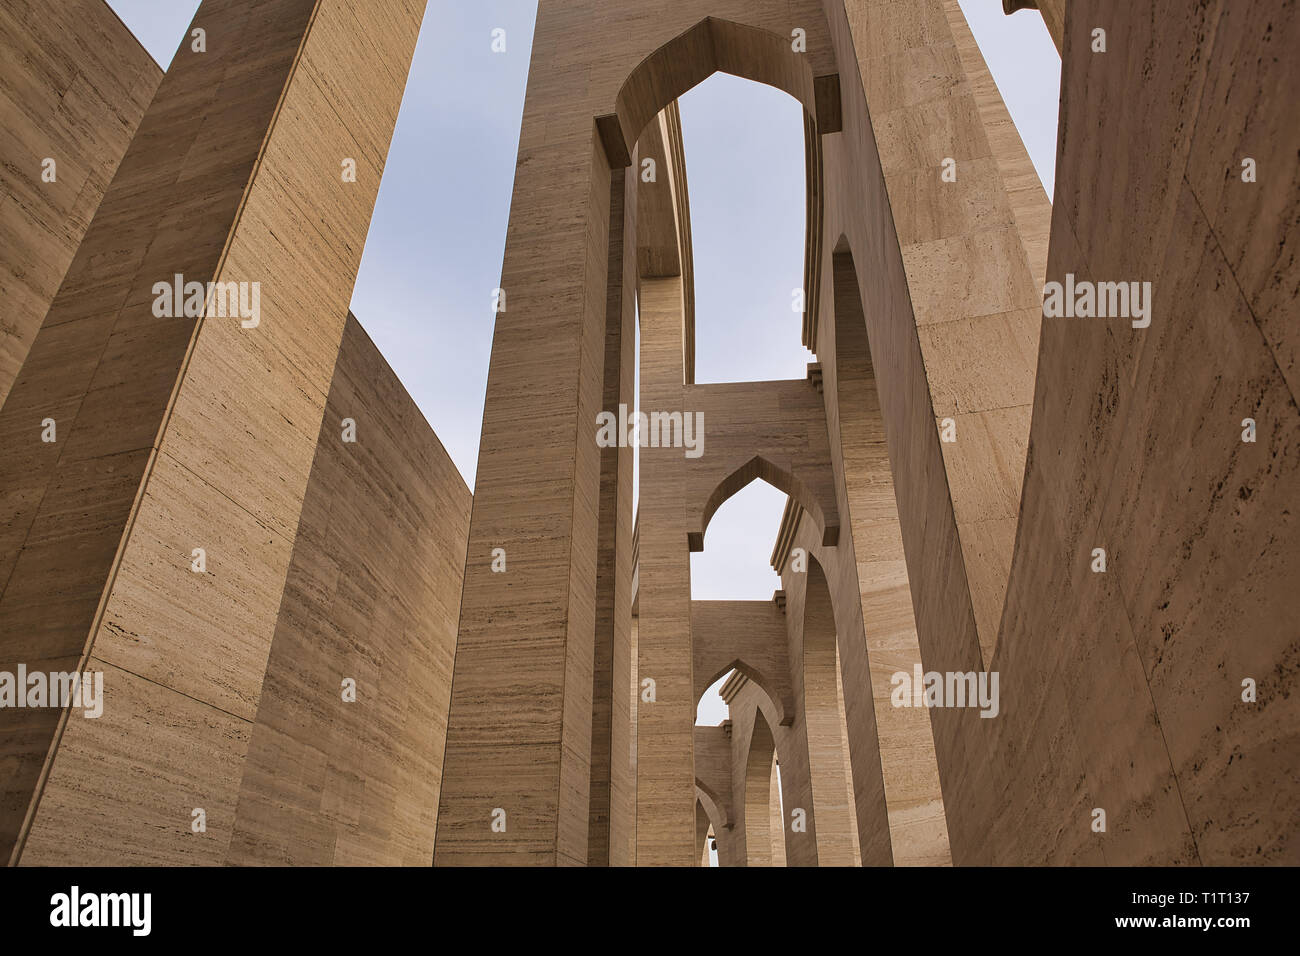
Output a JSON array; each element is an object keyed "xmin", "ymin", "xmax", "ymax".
[
  {"xmin": 691, "ymin": 599, "xmax": 796, "ymax": 725},
  {"xmin": 692, "ymin": 454, "xmax": 831, "ymax": 552},
  {"xmin": 610, "ymin": 13, "xmax": 837, "ymax": 352},
  {"xmin": 695, "ymin": 658, "xmax": 787, "ymax": 727},
  {"xmin": 606, "ymin": 16, "xmax": 836, "ymax": 165}
]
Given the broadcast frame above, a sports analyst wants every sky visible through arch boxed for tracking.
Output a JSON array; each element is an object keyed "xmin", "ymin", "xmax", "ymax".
[{"xmin": 106, "ymin": 0, "xmax": 1059, "ymax": 729}]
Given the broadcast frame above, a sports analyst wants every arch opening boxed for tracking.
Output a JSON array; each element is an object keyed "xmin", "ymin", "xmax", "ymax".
[
  {"xmin": 609, "ymin": 17, "xmax": 822, "ymax": 163},
  {"xmin": 695, "ymin": 658, "xmax": 786, "ymax": 728},
  {"xmin": 678, "ymin": 73, "xmax": 809, "ymax": 386},
  {"xmin": 693, "ymin": 457, "xmax": 827, "ymax": 554},
  {"xmin": 695, "ymin": 786, "xmax": 726, "ymax": 866},
  {"xmin": 690, "ymin": 476, "xmax": 786, "ymax": 598}
]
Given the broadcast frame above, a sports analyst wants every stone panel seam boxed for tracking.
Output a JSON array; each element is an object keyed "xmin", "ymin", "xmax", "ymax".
[{"xmin": 1183, "ymin": 174, "xmax": 1299, "ymax": 411}]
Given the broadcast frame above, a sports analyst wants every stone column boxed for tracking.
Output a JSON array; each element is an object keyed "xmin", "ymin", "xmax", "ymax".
[
  {"xmin": 588, "ymin": 163, "xmax": 638, "ymax": 866},
  {"xmin": 432, "ymin": 10, "xmax": 620, "ymax": 864},
  {"xmin": 633, "ymin": 275, "xmax": 698, "ymax": 865}
]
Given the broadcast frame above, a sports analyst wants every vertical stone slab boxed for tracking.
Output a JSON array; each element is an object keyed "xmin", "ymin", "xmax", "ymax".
[
  {"xmin": 224, "ymin": 315, "xmax": 471, "ymax": 866},
  {"xmin": 817, "ymin": 0, "xmax": 1038, "ymax": 861},
  {"xmin": 843, "ymin": 0, "xmax": 1044, "ymax": 668},
  {"xmin": 946, "ymin": 0, "xmax": 1053, "ymax": 285},
  {"xmin": 799, "ymin": 562, "xmax": 860, "ymax": 866},
  {"xmin": 634, "ymin": 274, "xmax": 698, "ymax": 865},
  {"xmin": 826, "ymin": 250, "xmax": 952, "ymax": 864},
  {"xmin": 8, "ymin": 0, "xmax": 426, "ymax": 865},
  {"xmin": 432, "ymin": 12, "xmax": 615, "ymax": 858},
  {"xmin": 834, "ymin": 641, "xmax": 863, "ymax": 863},
  {"xmin": 588, "ymin": 164, "xmax": 637, "ymax": 865},
  {"xmin": 629, "ymin": 611, "xmax": 640, "ymax": 861},
  {"xmin": 0, "ymin": 0, "xmax": 318, "ymax": 863}
]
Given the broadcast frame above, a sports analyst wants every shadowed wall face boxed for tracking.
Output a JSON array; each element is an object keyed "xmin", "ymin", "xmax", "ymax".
[
  {"xmin": 226, "ymin": 314, "xmax": 471, "ymax": 866},
  {"xmin": 0, "ymin": 0, "xmax": 161, "ymax": 408},
  {"xmin": 978, "ymin": 0, "xmax": 1299, "ymax": 866},
  {"xmin": 821, "ymin": 0, "xmax": 1297, "ymax": 866}
]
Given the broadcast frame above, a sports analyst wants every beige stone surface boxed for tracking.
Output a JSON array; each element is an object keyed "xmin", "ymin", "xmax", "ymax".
[
  {"xmin": 225, "ymin": 316, "xmax": 470, "ymax": 866},
  {"xmin": 0, "ymin": 0, "xmax": 160, "ymax": 408},
  {"xmin": 2, "ymin": 0, "xmax": 1293, "ymax": 870},
  {"xmin": 3, "ymin": 0, "xmax": 328, "ymax": 862},
  {"xmin": 6, "ymin": 0, "xmax": 433, "ymax": 865}
]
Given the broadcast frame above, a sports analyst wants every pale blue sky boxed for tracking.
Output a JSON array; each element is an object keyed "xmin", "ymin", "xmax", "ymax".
[{"xmin": 106, "ymin": 0, "xmax": 1058, "ymax": 727}]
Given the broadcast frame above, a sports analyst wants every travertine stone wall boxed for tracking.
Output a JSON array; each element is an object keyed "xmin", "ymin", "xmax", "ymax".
[
  {"xmin": 225, "ymin": 315, "xmax": 470, "ymax": 866},
  {"xmin": 0, "ymin": 0, "xmax": 161, "ymax": 407},
  {"xmin": 838, "ymin": 0, "xmax": 1045, "ymax": 668},
  {"xmin": 817, "ymin": 0, "xmax": 1296, "ymax": 865},
  {"xmin": 5, "ymin": 0, "xmax": 426, "ymax": 865},
  {"xmin": 977, "ymin": 0, "xmax": 1299, "ymax": 865}
]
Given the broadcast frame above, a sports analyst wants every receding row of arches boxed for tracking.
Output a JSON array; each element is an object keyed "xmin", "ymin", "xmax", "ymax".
[
  {"xmin": 690, "ymin": 546, "xmax": 867, "ymax": 866},
  {"xmin": 589, "ymin": 4, "xmax": 951, "ymax": 866}
]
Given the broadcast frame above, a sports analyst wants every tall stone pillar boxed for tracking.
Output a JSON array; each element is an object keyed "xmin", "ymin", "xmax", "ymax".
[
  {"xmin": 634, "ymin": 275, "xmax": 698, "ymax": 865},
  {"xmin": 432, "ymin": 12, "xmax": 619, "ymax": 865},
  {"xmin": 588, "ymin": 163, "xmax": 638, "ymax": 866},
  {"xmin": 0, "ymin": 0, "xmax": 425, "ymax": 865}
]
